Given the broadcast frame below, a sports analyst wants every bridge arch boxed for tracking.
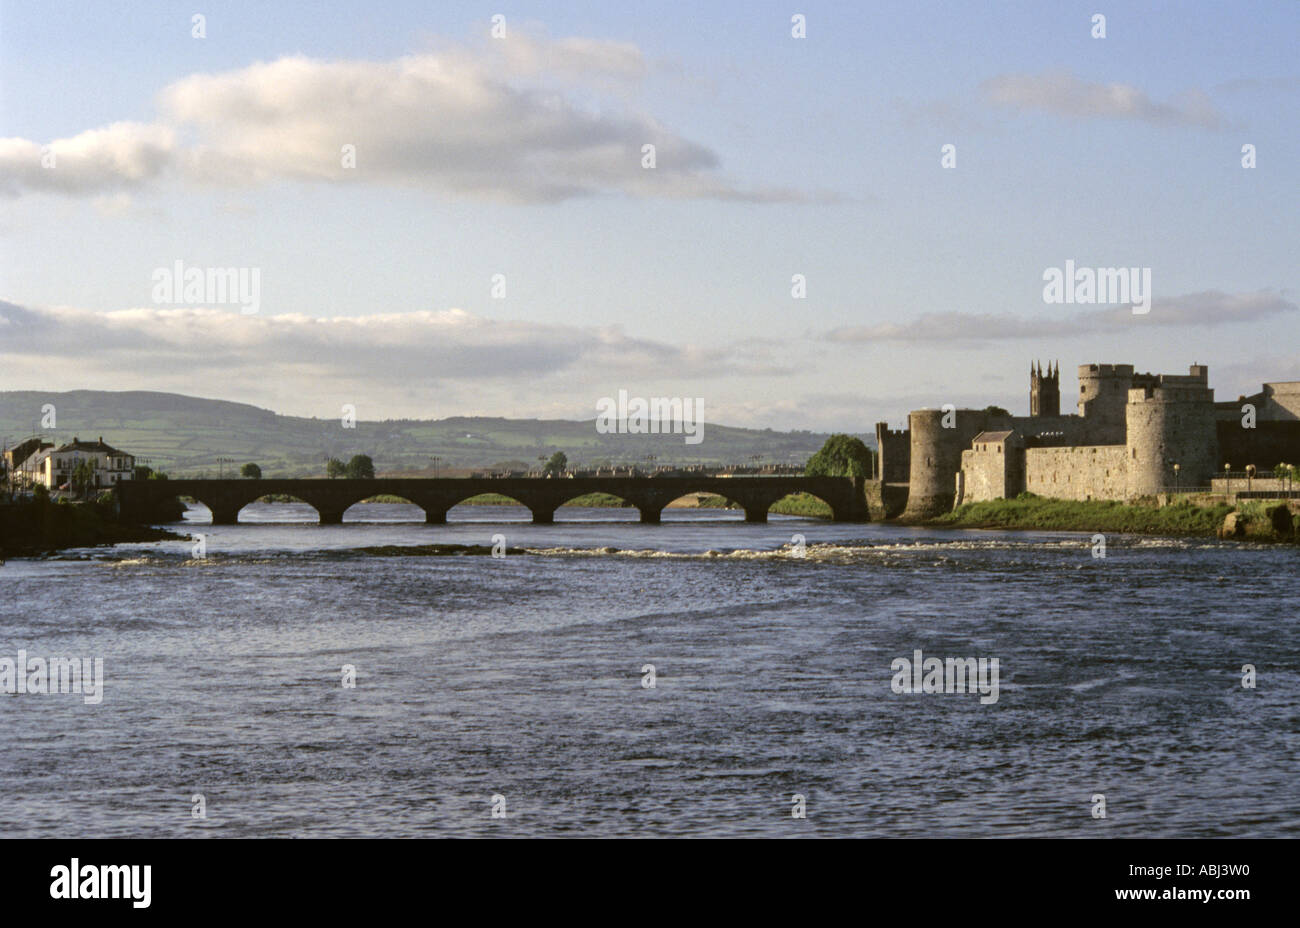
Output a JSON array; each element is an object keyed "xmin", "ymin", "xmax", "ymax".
[
  {"xmin": 339, "ymin": 494, "xmax": 427, "ymax": 523},
  {"xmin": 544, "ymin": 487, "xmax": 645, "ymax": 522},
  {"xmin": 437, "ymin": 491, "xmax": 535, "ymax": 524},
  {"xmin": 765, "ymin": 490, "xmax": 837, "ymax": 520}
]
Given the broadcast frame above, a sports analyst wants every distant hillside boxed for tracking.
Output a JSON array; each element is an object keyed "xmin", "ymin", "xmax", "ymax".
[{"xmin": 0, "ymin": 390, "xmax": 860, "ymax": 478}]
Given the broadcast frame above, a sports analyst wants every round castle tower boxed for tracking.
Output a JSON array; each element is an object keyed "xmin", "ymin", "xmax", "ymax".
[
  {"xmin": 1076, "ymin": 363, "xmax": 1134, "ymax": 444},
  {"xmin": 1125, "ymin": 379, "xmax": 1217, "ymax": 497},
  {"xmin": 903, "ymin": 408, "xmax": 1009, "ymax": 518}
]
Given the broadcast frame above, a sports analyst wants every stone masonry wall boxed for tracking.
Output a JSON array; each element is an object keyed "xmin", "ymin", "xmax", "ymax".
[{"xmin": 1024, "ymin": 445, "xmax": 1128, "ymax": 501}]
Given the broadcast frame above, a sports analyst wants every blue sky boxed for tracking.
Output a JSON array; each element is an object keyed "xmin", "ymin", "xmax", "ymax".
[{"xmin": 2, "ymin": 0, "xmax": 1297, "ymax": 429}]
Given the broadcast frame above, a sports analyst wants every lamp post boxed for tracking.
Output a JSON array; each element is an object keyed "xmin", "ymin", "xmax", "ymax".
[
  {"xmin": 1246, "ymin": 464, "xmax": 1255, "ymax": 494},
  {"xmin": 1224, "ymin": 463, "xmax": 1231, "ymax": 497},
  {"xmin": 1172, "ymin": 462, "xmax": 1180, "ymax": 494},
  {"xmin": 217, "ymin": 456, "xmax": 235, "ymax": 479},
  {"xmin": 430, "ymin": 455, "xmax": 442, "ymax": 479}
]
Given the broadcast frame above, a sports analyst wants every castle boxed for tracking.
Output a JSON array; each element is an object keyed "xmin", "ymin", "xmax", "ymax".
[{"xmin": 874, "ymin": 363, "xmax": 1300, "ymax": 518}]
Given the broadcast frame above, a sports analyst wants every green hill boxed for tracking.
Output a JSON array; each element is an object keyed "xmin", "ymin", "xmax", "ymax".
[{"xmin": 0, "ymin": 390, "xmax": 856, "ymax": 478}]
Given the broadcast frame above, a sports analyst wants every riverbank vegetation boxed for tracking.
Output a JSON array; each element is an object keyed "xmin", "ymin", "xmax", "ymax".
[{"xmin": 935, "ymin": 493, "xmax": 1297, "ymax": 540}]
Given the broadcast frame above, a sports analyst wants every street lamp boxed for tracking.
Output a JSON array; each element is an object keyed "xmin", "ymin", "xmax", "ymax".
[
  {"xmin": 217, "ymin": 456, "xmax": 235, "ymax": 479},
  {"xmin": 1224, "ymin": 463, "xmax": 1231, "ymax": 497},
  {"xmin": 1172, "ymin": 462, "xmax": 1180, "ymax": 494},
  {"xmin": 1246, "ymin": 464, "xmax": 1256, "ymax": 494},
  {"xmin": 430, "ymin": 455, "xmax": 442, "ymax": 478}
]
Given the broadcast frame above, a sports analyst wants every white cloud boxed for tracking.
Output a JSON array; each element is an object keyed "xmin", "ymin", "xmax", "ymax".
[
  {"xmin": 826, "ymin": 290, "xmax": 1297, "ymax": 343},
  {"xmin": 0, "ymin": 299, "xmax": 786, "ymax": 393},
  {"xmin": 982, "ymin": 70, "xmax": 1225, "ymax": 129},
  {"xmin": 0, "ymin": 36, "xmax": 810, "ymax": 203},
  {"xmin": 0, "ymin": 123, "xmax": 176, "ymax": 196}
]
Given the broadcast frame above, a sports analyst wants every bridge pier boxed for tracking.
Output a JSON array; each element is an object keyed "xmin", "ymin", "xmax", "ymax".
[
  {"xmin": 531, "ymin": 507, "xmax": 557, "ymax": 524},
  {"xmin": 424, "ymin": 509, "xmax": 448, "ymax": 524},
  {"xmin": 638, "ymin": 506, "xmax": 662, "ymax": 524},
  {"xmin": 743, "ymin": 506, "xmax": 768, "ymax": 523},
  {"xmin": 209, "ymin": 506, "xmax": 241, "ymax": 525},
  {"xmin": 317, "ymin": 508, "xmax": 346, "ymax": 525}
]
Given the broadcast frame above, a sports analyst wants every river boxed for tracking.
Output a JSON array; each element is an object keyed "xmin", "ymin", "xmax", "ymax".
[{"xmin": 1, "ymin": 502, "xmax": 1295, "ymax": 836}]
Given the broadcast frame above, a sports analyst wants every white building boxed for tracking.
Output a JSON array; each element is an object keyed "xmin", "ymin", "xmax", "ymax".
[{"xmin": 32, "ymin": 436, "xmax": 135, "ymax": 492}]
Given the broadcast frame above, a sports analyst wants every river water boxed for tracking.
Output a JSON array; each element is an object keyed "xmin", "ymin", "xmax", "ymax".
[{"xmin": 1, "ymin": 502, "xmax": 1296, "ymax": 837}]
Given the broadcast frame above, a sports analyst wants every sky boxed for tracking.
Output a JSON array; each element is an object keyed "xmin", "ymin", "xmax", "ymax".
[{"xmin": 2, "ymin": 0, "xmax": 1297, "ymax": 431}]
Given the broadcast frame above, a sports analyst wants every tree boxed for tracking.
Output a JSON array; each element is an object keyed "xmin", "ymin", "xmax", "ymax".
[
  {"xmin": 543, "ymin": 451, "xmax": 568, "ymax": 476},
  {"xmin": 71, "ymin": 459, "xmax": 96, "ymax": 499},
  {"xmin": 134, "ymin": 464, "xmax": 154, "ymax": 481},
  {"xmin": 805, "ymin": 434, "xmax": 874, "ymax": 478},
  {"xmin": 984, "ymin": 405, "xmax": 1011, "ymax": 417},
  {"xmin": 241, "ymin": 462, "xmax": 262, "ymax": 479},
  {"xmin": 346, "ymin": 454, "xmax": 375, "ymax": 480},
  {"xmin": 326, "ymin": 457, "xmax": 347, "ymax": 479}
]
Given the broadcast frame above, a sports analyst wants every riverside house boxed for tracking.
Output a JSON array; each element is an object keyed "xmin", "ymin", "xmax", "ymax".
[{"xmin": 28, "ymin": 436, "xmax": 135, "ymax": 493}]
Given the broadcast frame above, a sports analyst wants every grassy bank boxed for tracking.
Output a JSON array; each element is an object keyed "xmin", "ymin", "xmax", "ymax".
[
  {"xmin": 0, "ymin": 497, "xmax": 183, "ymax": 558},
  {"xmin": 933, "ymin": 493, "xmax": 1298, "ymax": 539}
]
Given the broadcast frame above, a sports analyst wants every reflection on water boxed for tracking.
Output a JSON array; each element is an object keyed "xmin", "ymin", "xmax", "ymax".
[{"xmin": 1, "ymin": 503, "xmax": 1295, "ymax": 837}]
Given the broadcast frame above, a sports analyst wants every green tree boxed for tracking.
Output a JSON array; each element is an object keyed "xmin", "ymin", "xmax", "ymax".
[
  {"xmin": 805, "ymin": 434, "xmax": 874, "ymax": 478},
  {"xmin": 543, "ymin": 451, "xmax": 568, "ymax": 476},
  {"xmin": 346, "ymin": 454, "xmax": 375, "ymax": 479},
  {"xmin": 326, "ymin": 457, "xmax": 347, "ymax": 479},
  {"xmin": 71, "ymin": 459, "xmax": 96, "ymax": 499},
  {"xmin": 984, "ymin": 405, "xmax": 1011, "ymax": 417},
  {"xmin": 241, "ymin": 462, "xmax": 262, "ymax": 479},
  {"xmin": 134, "ymin": 464, "xmax": 154, "ymax": 481}
]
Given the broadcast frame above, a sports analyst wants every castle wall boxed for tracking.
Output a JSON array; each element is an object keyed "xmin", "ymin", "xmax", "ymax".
[
  {"xmin": 1218, "ymin": 382, "xmax": 1300, "ymax": 424},
  {"xmin": 874, "ymin": 422, "xmax": 911, "ymax": 483},
  {"xmin": 1024, "ymin": 445, "xmax": 1128, "ymax": 501},
  {"xmin": 1264, "ymin": 382, "xmax": 1300, "ymax": 420}
]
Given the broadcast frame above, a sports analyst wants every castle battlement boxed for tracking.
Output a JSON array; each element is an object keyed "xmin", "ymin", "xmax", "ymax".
[{"xmin": 1079, "ymin": 363, "xmax": 1134, "ymax": 378}]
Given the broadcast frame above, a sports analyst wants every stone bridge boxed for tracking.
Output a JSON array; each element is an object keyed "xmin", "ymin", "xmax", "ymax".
[{"xmin": 117, "ymin": 476, "xmax": 873, "ymax": 525}]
